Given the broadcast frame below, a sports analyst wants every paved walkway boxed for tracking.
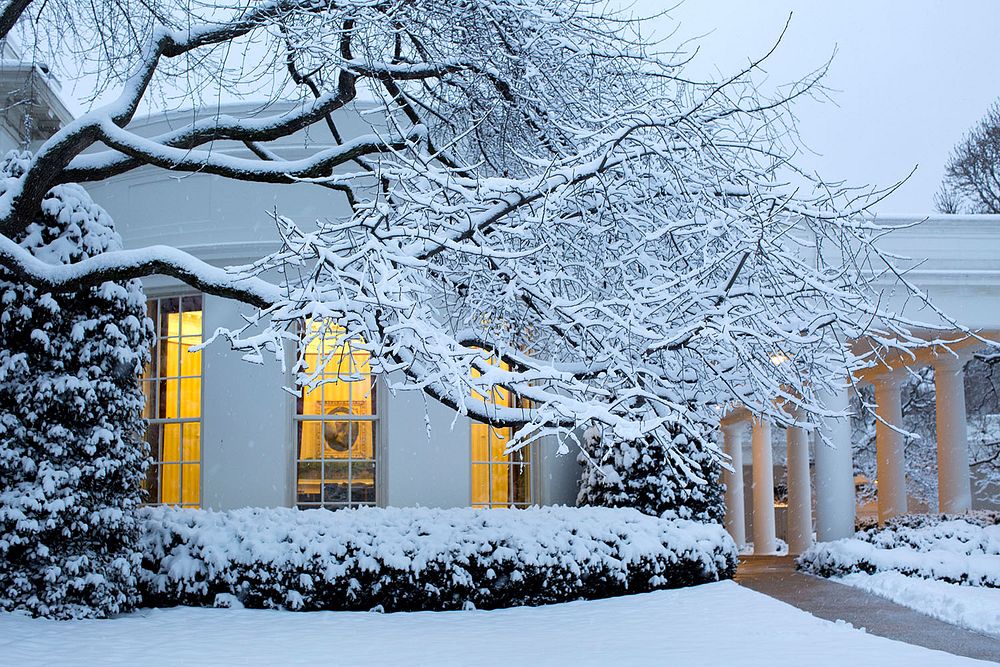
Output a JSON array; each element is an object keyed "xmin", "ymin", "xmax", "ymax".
[{"xmin": 735, "ymin": 556, "xmax": 1000, "ymax": 663}]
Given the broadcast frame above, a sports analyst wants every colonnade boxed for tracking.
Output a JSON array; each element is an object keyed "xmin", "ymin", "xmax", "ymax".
[{"xmin": 721, "ymin": 351, "xmax": 975, "ymax": 553}]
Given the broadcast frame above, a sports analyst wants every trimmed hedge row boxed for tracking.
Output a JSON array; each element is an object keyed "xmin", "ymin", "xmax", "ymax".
[
  {"xmin": 138, "ymin": 505, "xmax": 737, "ymax": 611},
  {"xmin": 798, "ymin": 513, "xmax": 1000, "ymax": 587}
]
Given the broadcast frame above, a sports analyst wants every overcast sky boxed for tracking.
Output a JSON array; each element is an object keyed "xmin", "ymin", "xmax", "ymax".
[
  {"xmin": 61, "ymin": 2, "xmax": 1000, "ymax": 214},
  {"xmin": 625, "ymin": 1, "xmax": 1000, "ymax": 214}
]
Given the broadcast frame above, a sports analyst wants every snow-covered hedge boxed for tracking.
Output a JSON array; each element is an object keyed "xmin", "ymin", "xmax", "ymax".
[
  {"xmin": 137, "ymin": 505, "xmax": 737, "ymax": 611},
  {"xmin": 798, "ymin": 513, "xmax": 1000, "ymax": 587}
]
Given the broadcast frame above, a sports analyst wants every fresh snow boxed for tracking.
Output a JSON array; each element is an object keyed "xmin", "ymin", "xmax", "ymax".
[
  {"xmin": 837, "ymin": 571, "xmax": 1000, "ymax": 639},
  {"xmin": 798, "ymin": 518, "xmax": 1000, "ymax": 587},
  {"xmin": 740, "ymin": 539, "xmax": 789, "ymax": 556},
  {"xmin": 0, "ymin": 581, "xmax": 986, "ymax": 666},
  {"xmin": 137, "ymin": 505, "xmax": 735, "ymax": 611}
]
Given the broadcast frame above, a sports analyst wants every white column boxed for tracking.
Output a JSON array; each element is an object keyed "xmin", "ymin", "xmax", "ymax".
[
  {"xmin": 814, "ymin": 382, "xmax": 855, "ymax": 541},
  {"xmin": 934, "ymin": 356, "xmax": 972, "ymax": 514},
  {"xmin": 751, "ymin": 417, "xmax": 777, "ymax": 555},
  {"xmin": 785, "ymin": 409, "xmax": 813, "ymax": 554},
  {"xmin": 874, "ymin": 372, "xmax": 907, "ymax": 523},
  {"xmin": 721, "ymin": 420, "xmax": 747, "ymax": 547}
]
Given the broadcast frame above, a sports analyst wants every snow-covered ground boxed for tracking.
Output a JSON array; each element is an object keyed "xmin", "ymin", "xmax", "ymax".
[
  {"xmin": 837, "ymin": 571, "xmax": 1000, "ymax": 639},
  {"xmin": 0, "ymin": 581, "xmax": 986, "ymax": 666}
]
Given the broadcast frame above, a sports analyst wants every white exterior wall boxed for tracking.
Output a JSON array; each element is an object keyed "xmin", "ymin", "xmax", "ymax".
[
  {"xmin": 381, "ymin": 377, "xmax": 471, "ymax": 508},
  {"xmin": 83, "ymin": 103, "xmax": 581, "ymax": 509},
  {"xmin": 200, "ymin": 294, "xmax": 294, "ymax": 510}
]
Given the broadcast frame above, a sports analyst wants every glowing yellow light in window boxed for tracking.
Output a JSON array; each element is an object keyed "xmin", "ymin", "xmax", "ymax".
[
  {"xmin": 143, "ymin": 304, "xmax": 202, "ymax": 507},
  {"xmin": 296, "ymin": 323, "xmax": 378, "ymax": 507},
  {"xmin": 471, "ymin": 357, "xmax": 531, "ymax": 507}
]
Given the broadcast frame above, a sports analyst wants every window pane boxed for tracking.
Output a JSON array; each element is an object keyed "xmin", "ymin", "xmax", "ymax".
[
  {"xmin": 510, "ymin": 464, "xmax": 531, "ymax": 505},
  {"xmin": 323, "ymin": 375, "xmax": 351, "ymax": 408},
  {"xmin": 297, "ymin": 462, "xmax": 322, "ymax": 504},
  {"xmin": 162, "ymin": 423, "xmax": 181, "ymax": 462},
  {"xmin": 161, "ymin": 379, "xmax": 179, "ymax": 419},
  {"xmin": 180, "ymin": 296, "xmax": 202, "ymax": 334},
  {"xmin": 181, "ymin": 464, "xmax": 200, "ymax": 505},
  {"xmin": 490, "ymin": 462, "xmax": 510, "ymax": 504},
  {"xmin": 322, "ymin": 419, "xmax": 353, "ymax": 457},
  {"xmin": 352, "ymin": 462, "xmax": 375, "ymax": 503},
  {"xmin": 298, "ymin": 421, "xmax": 324, "ymax": 460},
  {"xmin": 143, "ymin": 463, "xmax": 160, "ymax": 503},
  {"xmin": 180, "ymin": 337, "xmax": 201, "ymax": 375},
  {"xmin": 471, "ymin": 463, "xmax": 490, "ymax": 505},
  {"xmin": 144, "ymin": 422, "xmax": 160, "ymax": 459},
  {"xmin": 490, "ymin": 427, "xmax": 511, "ymax": 463},
  {"xmin": 471, "ymin": 423, "xmax": 489, "ymax": 462},
  {"xmin": 509, "ymin": 442, "xmax": 529, "ymax": 466},
  {"xmin": 323, "ymin": 462, "xmax": 350, "ymax": 504},
  {"xmin": 350, "ymin": 421, "xmax": 375, "ymax": 459},
  {"xmin": 141, "ymin": 380, "xmax": 155, "ymax": 420},
  {"xmin": 179, "ymin": 378, "xmax": 200, "ymax": 418},
  {"xmin": 165, "ymin": 337, "xmax": 183, "ymax": 376},
  {"xmin": 158, "ymin": 297, "xmax": 180, "ymax": 339},
  {"xmin": 350, "ymin": 376, "xmax": 376, "ymax": 416},
  {"xmin": 300, "ymin": 381, "xmax": 323, "ymax": 416},
  {"xmin": 182, "ymin": 423, "xmax": 200, "ymax": 462},
  {"xmin": 160, "ymin": 464, "xmax": 181, "ymax": 504},
  {"xmin": 155, "ymin": 339, "xmax": 169, "ymax": 379}
]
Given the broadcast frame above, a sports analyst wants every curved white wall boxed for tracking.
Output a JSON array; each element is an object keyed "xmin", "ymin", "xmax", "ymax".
[
  {"xmin": 90, "ymin": 106, "xmax": 1000, "ymax": 514},
  {"xmin": 85, "ymin": 102, "xmax": 581, "ymax": 510}
]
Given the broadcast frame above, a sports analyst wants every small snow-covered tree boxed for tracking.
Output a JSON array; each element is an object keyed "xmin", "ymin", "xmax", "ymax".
[
  {"xmin": 578, "ymin": 424, "xmax": 723, "ymax": 523},
  {"xmin": 0, "ymin": 152, "xmax": 152, "ymax": 619}
]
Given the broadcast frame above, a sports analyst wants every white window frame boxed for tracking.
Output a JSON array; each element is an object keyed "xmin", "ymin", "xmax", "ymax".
[{"xmin": 141, "ymin": 292, "xmax": 204, "ymax": 508}]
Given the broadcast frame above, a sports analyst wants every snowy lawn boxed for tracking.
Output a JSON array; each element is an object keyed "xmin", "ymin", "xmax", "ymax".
[
  {"xmin": 0, "ymin": 581, "xmax": 986, "ymax": 666},
  {"xmin": 836, "ymin": 571, "xmax": 1000, "ymax": 639}
]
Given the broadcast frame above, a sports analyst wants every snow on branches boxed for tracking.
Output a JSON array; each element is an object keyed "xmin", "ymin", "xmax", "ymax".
[{"xmin": 0, "ymin": 1, "xmax": 979, "ymax": 469}]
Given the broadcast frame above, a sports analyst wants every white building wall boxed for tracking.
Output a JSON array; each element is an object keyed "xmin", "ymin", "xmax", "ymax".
[
  {"xmin": 382, "ymin": 378, "xmax": 471, "ymax": 508},
  {"xmin": 200, "ymin": 294, "xmax": 295, "ymax": 510}
]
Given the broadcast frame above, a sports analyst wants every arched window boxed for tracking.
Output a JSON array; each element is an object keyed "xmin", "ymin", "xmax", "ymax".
[
  {"xmin": 295, "ymin": 327, "xmax": 378, "ymax": 509},
  {"xmin": 141, "ymin": 294, "xmax": 203, "ymax": 507}
]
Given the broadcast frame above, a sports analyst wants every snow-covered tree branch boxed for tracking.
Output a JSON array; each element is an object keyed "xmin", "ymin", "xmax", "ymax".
[{"xmin": 0, "ymin": 0, "xmax": 981, "ymax": 461}]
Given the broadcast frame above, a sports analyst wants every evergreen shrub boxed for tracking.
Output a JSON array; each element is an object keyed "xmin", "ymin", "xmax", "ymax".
[
  {"xmin": 577, "ymin": 424, "xmax": 724, "ymax": 524},
  {"xmin": 0, "ymin": 152, "xmax": 153, "ymax": 619}
]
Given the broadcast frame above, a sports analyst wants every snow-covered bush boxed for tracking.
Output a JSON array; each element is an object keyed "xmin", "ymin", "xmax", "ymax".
[
  {"xmin": 798, "ymin": 514, "xmax": 1000, "ymax": 587},
  {"xmin": 137, "ymin": 505, "xmax": 737, "ymax": 611},
  {"xmin": 577, "ymin": 425, "xmax": 724, "ymax": 524},
  {"xmin": 0, "ymin": 152, "xmax": 153, "ymax": 619}
]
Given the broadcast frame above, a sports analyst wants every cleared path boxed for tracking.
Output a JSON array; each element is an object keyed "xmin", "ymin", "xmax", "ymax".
[{"xmin": 736, "ymin": 556, "xmax": 1000, "ymax": 664}]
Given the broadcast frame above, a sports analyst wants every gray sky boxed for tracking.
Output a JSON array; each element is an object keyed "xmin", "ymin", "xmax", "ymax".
[
  {"xmin": 627, "ymin": 1, "xmax": 1000, "ymax": 214},
  {"xmin": 61, "ymin": 1, "xmax": 1000, "ymax": 214}
]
